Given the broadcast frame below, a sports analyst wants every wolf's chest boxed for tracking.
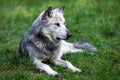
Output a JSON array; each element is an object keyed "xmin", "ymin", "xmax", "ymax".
[{"xmin": 34, "ymin": 40, "xmax": 60, "ymax": 59}]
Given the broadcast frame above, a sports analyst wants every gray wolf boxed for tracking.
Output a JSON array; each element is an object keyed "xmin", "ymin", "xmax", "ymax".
[{"xmin": 19, "ymin": 5, "xmax": 97, "ymax": 76}]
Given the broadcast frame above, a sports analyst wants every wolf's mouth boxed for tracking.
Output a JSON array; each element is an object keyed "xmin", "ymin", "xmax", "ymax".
[
  {"xmin": 56, "ymin": 35, "xmax": 72, "ymax": 40},
  {"xmin": 56, "ymin": 37, "xmax": 61, "ymax": 40}
]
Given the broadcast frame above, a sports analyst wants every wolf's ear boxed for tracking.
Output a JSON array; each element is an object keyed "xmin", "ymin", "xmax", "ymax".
[
  {"xmin": 57, "ymin": 5, "xmax": 65, "ymax": 13},
  {"xmin": 42, "ymin": 6, "xmax": 53, "ymax": 20}
]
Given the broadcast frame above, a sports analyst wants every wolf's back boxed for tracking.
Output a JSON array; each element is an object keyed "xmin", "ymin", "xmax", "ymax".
[{"xmin": 19, "ymin": 38, "xmax": 29, "ymax": 57}]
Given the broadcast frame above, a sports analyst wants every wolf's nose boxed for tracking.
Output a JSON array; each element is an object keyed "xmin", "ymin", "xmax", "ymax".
[
  {"xmin": 67, "ymin": 32, "xmax": 72, "ymax": 38},
  {"xmin": 67, "ymin": 30, "xmax": 72, "ymax": 38}
]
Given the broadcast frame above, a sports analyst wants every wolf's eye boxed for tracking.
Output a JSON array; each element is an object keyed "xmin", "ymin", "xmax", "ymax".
[{"xmin": 54, "ymin": 23, "xmax": 60, "ymax": 27}]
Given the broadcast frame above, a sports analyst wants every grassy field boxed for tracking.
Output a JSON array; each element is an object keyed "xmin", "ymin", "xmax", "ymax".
[{"xmin": 0, "ymin": 0, "xmax": 120, "ymax": 80}]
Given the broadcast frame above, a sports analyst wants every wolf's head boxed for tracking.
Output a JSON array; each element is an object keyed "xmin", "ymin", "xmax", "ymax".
[{"xmin": 36, "ymin": 5, "xmax": 72, "ymax": 42}]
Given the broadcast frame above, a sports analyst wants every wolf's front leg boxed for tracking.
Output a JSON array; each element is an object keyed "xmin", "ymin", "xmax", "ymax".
[
  {"xmin": 33, "ymin": 58, "xmax": 58, "ymax": 76},
  {"xmin": 53, "ymin": 58, "xmax": 82, "ymax": 72}
]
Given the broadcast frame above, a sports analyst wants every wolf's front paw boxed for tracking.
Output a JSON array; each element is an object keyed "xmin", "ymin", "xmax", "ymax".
[
  {"xmin": 47, "ymin": 70, "xmax": 58, "ymax": 76},
  {"xmin": 70, "ymin": 67, "xmax": 82, "ymax": 73},
  {"xmin": 50, "ymin": 71, "xmax": 58, "ymax": 76}
]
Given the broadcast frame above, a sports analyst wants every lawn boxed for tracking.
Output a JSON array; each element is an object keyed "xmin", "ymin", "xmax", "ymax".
[{"xmin": 0, "ymin": 0, "xmax": 120, "ymax": 80}]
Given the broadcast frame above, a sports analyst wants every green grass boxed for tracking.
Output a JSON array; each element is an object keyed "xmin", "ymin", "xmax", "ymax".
[{"xmin": 0, "ymin": 0, "xmax": 120, "ymax": 80}]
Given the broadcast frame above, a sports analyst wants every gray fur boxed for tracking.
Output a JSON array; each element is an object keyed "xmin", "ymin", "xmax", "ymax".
[
  {"xmin": 19, "ymin": 8, "xmax": 58, "ymax": 58},
  {"xmin": 19, "ymin": 23, "xmax": 59, "ymax": 59}
]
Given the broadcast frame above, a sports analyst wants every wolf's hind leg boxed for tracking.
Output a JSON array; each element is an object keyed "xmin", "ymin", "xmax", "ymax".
[
  {"xmin": 61, "ymin": 40, "xmax": 97, "ymax": 54},
  {"xmin": 61, "ymin": 40, "xmax": 83, "ymax": 54},
  {"xmin": 33, "ymin": 58, "xmax": 58, "ymax": 76},
  {"xmin": 73, "ymin": 42, "xmax": 97, "ymax": 52}
]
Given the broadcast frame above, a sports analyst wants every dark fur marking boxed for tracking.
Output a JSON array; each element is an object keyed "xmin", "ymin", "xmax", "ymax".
[{"xmin": 35, "ymin": 32, "xmax": 58, "ymax": 52}]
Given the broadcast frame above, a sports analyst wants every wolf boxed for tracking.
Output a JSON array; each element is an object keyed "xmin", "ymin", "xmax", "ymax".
[{"xmin": 19, "ymin": 5, "xmax": 97, "ymax": 76}]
